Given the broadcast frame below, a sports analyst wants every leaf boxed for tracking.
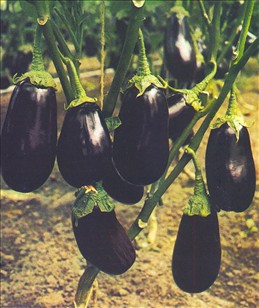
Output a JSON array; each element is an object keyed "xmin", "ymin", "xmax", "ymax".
[
  {"xmin": 105, "ymin": 116, "xmax": 121, "ymax": 132},
  {"xmin": 19, "ymin": 1, "xmax": 37, "ymax": 19}
]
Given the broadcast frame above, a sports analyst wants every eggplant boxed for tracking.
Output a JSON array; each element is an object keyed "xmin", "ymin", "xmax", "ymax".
[
  {"xmin": 164, "ymin": 13, "xmax": 197, "ymax": 86},
  {"xmin": 113, "ymin": 85, "xmax": 169, "ymax": 186},
  {"xmin": 57, "ymin": 102, "xmax": 112, "ymax": 188},
  {"xmin": 102, "ymin": 159, "xmax": 144, "ymax": 204},
  {"xmin": 205, "ymin": 123, "xmax": 256, "ymax": 212},
  {"xmin": 168, "ymin": 93, "xmax": 195, "ymax": 145},
  {"xmin": 72, "ymin": 207, "xmax": 136, "ymax": 275},
  {"xmin": 1, "ymin": 80, "xmax": 57, "ymax": 192},
  {"xmin": 172, "ymin": 209, "xmax": 221, "ymax": 293}
]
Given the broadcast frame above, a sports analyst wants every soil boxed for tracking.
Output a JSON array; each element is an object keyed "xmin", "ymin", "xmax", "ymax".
[{"xmin": 1, "ymin": 59, "xmax": 259, "ymax": 308}]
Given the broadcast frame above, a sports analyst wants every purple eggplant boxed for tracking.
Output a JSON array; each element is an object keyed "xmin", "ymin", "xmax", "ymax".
[
  {"xmin": 168, "ymin": 93, "xmax": 195, "ymax": 145},
  {"xmin": 113, "ymin": 85, "xmax": 169, "ymax": 186},
  {"xmin": 1, "ymin": 80, "xmax": 57, "ymax": 192},
  {"xmin": 205, "ymin": 123, "xmax": 256, "ymax": 212},
  {"xmin": 172, "ymin": 209, "xmax": 221, "ymax": 293},
  {"xmin": 102, "ymin": 160, "xmax": 144, "ymax": 204},
  {"xmin": 72, "ymin": 207, "xmax": 136, "ymax": 275},
  {"xmin": 164, "ymin": 13, "xmax": 197, "ymax": 86},
  {"xmin": 57, "ymin": 102, "xmax": 112, "ymax": 188}
]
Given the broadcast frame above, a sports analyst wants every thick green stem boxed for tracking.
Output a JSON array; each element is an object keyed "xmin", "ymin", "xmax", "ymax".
[
  {"xmin": 128, "ymin": 37, "xmax": 259, "ymax": 240},
  {"xmin": 74, "ymin": 265, "xmax": 99, "ymax": 308},
  {"xmin": 137, "ymin": 28, "xmax": 151, "ymax": 76},
  {"xmin": 185, "ymin": 148, "xmax": 206, "ymax": 196},
  {"xmin": 31, "ymin": 25, "xmax": 45, "ymax": 71},
  {"xmin": 103, "ymin": 3, "xmax": 145, "ymax": 117},
  {"xmin": 35, "ymin": 0, "xmax": 73, "ymax": 102},
  {"xmin": 234, "ymin": 0, "xmax": 255, "ymax": 63},
  {"xmin": 208, "ymin": 1, "xmax": 221, "ymax": 61}
]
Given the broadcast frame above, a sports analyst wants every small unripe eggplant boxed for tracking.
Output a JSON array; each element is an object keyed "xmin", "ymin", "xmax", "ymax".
[
  {"xmin": 102, "ymin": 160, "xmax": 144, "ymax": 205},
  {"xmin": 1, "ymin": 80, "xmax": 57, "ymax": 192},
  {"xmin": 72, "ymin": 207, "xmax": 136, "ymax": 275},
  {"xmin": 172, "ymin": 209, "xmax": 221, "ymax": 293},
  {"xmin": 168, "ymin": 93, "xmax": 195, "ymax": 145},
  {"xmin": 205, "ymin": 123, "xmax": 256, "ymax": 212},
  {"xmin": 164, "ymin": 13, "xmax": 197, "ymax": 85},
  {"xmin": 57, "ymin": 102, "xmax": 112, "ymax": 188},
  {"xmin": 113, "ymin": 85, "xmax": 169, "ymax": 186}
]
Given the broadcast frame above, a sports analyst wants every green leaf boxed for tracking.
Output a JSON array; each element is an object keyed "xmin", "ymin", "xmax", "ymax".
[
  {"xmin": 19, "ymin": 0, "xmax": 37, "ymax": 19},
  {"xmin": 105, "ymin": 116, "xmax": 121, "ymax": 132}
]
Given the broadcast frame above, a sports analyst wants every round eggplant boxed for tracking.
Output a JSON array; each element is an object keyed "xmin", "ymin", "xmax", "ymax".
[
  {"xmin": 168, "ymin": 93, "xmax": 195, "ymax": 145},
  {"xmin": 113, "ymin": 85, "xmax": 169, "ymax": 186},
  {"xmin": 205, "ymin": 123, "xmax": 256, "ymax": 212},
  {"xmin": 57, "ymin": 102, "xmax": 112, "ymax": 188},
  {"xmin": 1, "ymin": 80, "xmax": 57, "ymax": 192},
  {"xmin": 102, "ymin": 160, "xmax": 144, "ymax": 204},
  {"xmin": 172, "ymin": 209, "xmax": 221, "ymax": 293},
  {"xmin": 72, "ymin": 207, "xmax": 136, "ymax": 275}
]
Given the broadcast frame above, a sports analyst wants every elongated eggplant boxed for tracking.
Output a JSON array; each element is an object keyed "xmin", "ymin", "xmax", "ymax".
[
  {"xmin": 72, "ymin": 207, "xmax": 136, "ymax": 275},
  {"xmin": 113, "ymin": 85, "xmax": 169, "ymax": 186},
  {"xmin": 205, "ymin": 123, "xmax": 256, "ymax": 212},
  {"xmin": 164, "ymin": 12, "xmax": 197, "ymax": 86},
  {"xmin": 168, "ymin": 93, "xmax": 195, "ymax": 145},
  {"xmin": 57, "ymin": 102, "xmax": 112, "ymax": 188},
  {"xmin": 1, "ymin": 80, "xmax": 57, "ymax": 192},
  {"xmin": 102, "ymin": 159, "xmax": 144, "ymax": 204},
  {"xmin": 172, "ymin": 209, "xmax": 221, "ymax": 293}
]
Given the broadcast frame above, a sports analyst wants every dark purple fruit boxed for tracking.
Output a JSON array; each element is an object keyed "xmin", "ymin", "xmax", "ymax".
[
  {"xmin": 205, "ymin": 123, "xmax": 256, "ymax": 212},
  {"xmin": 113, "ymin": 85, "xmax": 169, "ymax": 185},
  {"xmin": 1, "ymin": 80, "xmax": 57, "ymax": 192},
  {"xmin": 172, "ymin": 210, "xmax": 221, "ymax": 293},
  {"xmin": 72, "ymin": 207, "xmax": 136, "ymax": 275},
  {"xmin": 57, "ymin": 102, "xmax": 112, "ymax": 188}
]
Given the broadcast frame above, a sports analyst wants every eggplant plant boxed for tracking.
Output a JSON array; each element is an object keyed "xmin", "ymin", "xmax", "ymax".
[{"xmin": 1, "ymin": 0, "xmax": 258, "ymax": 307}]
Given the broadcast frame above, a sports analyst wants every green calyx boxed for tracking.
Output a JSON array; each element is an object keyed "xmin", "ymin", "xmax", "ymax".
[
  {"xmin": 128, "ymin": 74, "xmax": 164, "ymax": 97},
  {"xmin": 211, "ymin": 86, "xmax": 249, "ymax": 141},
  {"xmin": 72, "ymin": 182, "xmax": 114, "ymax": 226},
  {"xmin": 13, "ymin": 70, "xmax": 57, "ymax": 89},
  {"xmin": 127, "ymin": 28, "xmax": 165, "ymax": 96},
  {"xmin": 184, "ymin": 194, "xmax": 211, "ymax": 217},
  {"xmin": 184, "ymin": 147, "xmax": 211, "ymax": 217},
  {"xmin": 65, "ymin": 96, "xmax": 97, "ymax": 110}
]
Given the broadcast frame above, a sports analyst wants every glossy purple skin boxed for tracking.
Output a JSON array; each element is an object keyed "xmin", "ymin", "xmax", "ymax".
[
  {"xmin": 113, "ymin": 85, "xmax": 169, "ymax": 186},
  {"xmin": 1, "ymin": 80, "xmax": 57, "ymax": 192},
  {"xmin": 205, "ymin": 123, "xmax": 256, "ymax": 212},
  {"xmin": 164, "ymin": 14, "xmax": 197, "ymax": 84},
  {"xmin": 172, "ymin": 210, "xmax": 221, "ymax": 293},
  {"xmin": 72, "ymin": 207, "xmax": 136, "ymax": 275},
  {"xmin": 102, "ymin": 159, "xmax": 144, "ymax": 205},
  {"xmin": 168, "ymin": 93, "xmax": 195, "ymax": 145},
  {"xmin": 57, "ymin": 102, "xmax": 112, "ymax": 188}
]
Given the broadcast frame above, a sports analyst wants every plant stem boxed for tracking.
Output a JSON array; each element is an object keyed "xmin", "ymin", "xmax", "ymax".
[
  {"xmin": 234, "ymin": 0, "xmax": 255, "ymax": 63},
  {"xmin": 74, "ymin": 265, "xmax": 99, "ymax": 308},
  {"xmin": 34, "ymin": 0, "xmax": 73, "ymax": 102},
  {"xmin": 208, "ymin": 1, "xmax": 221, "ymax": 61},
  {"xmin": 103, "ymin": 2, "xmax": 145, "ymax": 117},
  {"xmin": 137, "ymin": 28, "xmax": 151, "ymax": 76},
  {"xmin": 31, "ymin": 25, "xmax": 45, "ymax": 71}
]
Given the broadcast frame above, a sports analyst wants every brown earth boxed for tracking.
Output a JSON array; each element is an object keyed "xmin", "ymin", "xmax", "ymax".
[{"xmin": 1, "ymin": 58, "xmax": 259, "ymax": 308}]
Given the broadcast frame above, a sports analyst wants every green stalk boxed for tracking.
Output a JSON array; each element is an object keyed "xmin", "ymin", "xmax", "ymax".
[
  {"xmin": 128, "ymin": 37, "xmax": 259, "ymax": 240},
  {"xmin": 34, "ymin": 0, "xmax": 73, "ymax": 102},
  {"xmin": 136, "ymin": 28, "xmax": 151, "ymax": 76},
  {"xmin": 31, "ymin": 25, "xmax": 45, "ymax": 71},
  {"xmin": 234, "ymin": 0, "xmax": 255, "ymax": 63},
  {"xmin": 103, "ymin": 2, "xmax": 145, "ymax": 117},
  {"xmin": 207, "ymin": 1, "xmax": 221, "ymax": 61},
  {"xmin": 225, "ymin": 86, "xmax": 239, "ymax": 118}
]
